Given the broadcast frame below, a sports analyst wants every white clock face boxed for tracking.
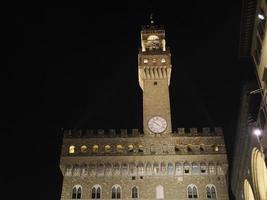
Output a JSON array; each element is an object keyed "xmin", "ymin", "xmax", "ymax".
[{"xmin": 148, "ymin": 116, "xmax": 167, "ymax": 133}]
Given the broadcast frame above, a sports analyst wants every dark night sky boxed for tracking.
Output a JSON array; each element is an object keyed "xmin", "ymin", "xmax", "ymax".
[{"xmin": 6, "ymin": 2, "xmax": 256, "ymax": 200}]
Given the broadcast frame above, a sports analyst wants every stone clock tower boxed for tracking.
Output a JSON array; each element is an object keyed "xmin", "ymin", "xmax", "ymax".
[{"xmin": 138, "ymin": 23, "xmax": 172, "ymax": 136}]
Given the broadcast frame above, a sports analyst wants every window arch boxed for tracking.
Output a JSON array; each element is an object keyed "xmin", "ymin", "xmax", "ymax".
[
  {"xmin": 206, "ymin": 184, "xmax": 217, "ymax": 199},
  {"xmin": 167, "ymin": 163, "xmax": 174, "ymax": 175},
  {"xmin": 111, "ymin": 185, "xmax": 121, "ymax": 199},
  {"xmin": 129, "ymin": 162, "xmax": 136, "ymax": 175},
  {"xmin": 97, "ymin": 163, "xmax": 104, "ymax": 176},
  {"xmin": 116, "ymin": 144, "xmax": 124, "ymax": 152},
  {"xmin": 153, "ymin": 163, "xmax": 160, "ymax": 175},
  {"xmin": 128, "ymin": 144, "xmax": 134, "ymax": 152},
  {"xmin": 146, "ymin": 162, "xmax": 153, "ymax": 175},
  {"xmin": 137, "ymin": 162, "xmax": 144, "ymax": 175},
  {"xmin": 175, "ymin": 162, "xmax": 182, "ymax": 175},
  {"xmin": 187, "ymin": 184, "xmax": 198, "ymax": 199},
  {"xmin": 105, "ymin": 163, "xmax": 112, "ymax": 176},
  {"xmin": 156, "ymin": 185, "xmax": 164, "ymax": 199},
  {"xmin": 200, "ymin": 162, "xmax": 207, "ymax": 174},
  {"xmin": 81, "ymin": 163, "xmax": 88, "ymax": 176},
  {"xmin": 192, "ymin": 162, "xmax": 199, "ymax": 174},
  {"xmin": 105, "ymin": 145, "xmax": 111, "ymax": 152},
  {"xmin": 208, "ymin": 162, "xmax": 215, "ymax": 175},
  {"xmin": 132, "ymin": 186, "xmax": 138, "ymax": 199},
  {"xmin": 121, "ymin": 163, "xmax": 128, "ymax": 176},
  {"xmin": 184, "ymin": 162, "xmax": 190, "ymax": 174},
  {"xmin": 72, "ymin": 185, "xmax": 82, "ymax": 199},
  {"xmin": 80, "ymin": 145, "xmax": 87, "ymax": 153},
  {"xmin": 69, "ymin": 145, "xmax": 75, "ymax": 154},
  {"xmin": 73, "ymin": 164, "xmax": 80, "ymax": 176},
  {"xmin": 65, "ymin": 164, "xmax": 72, "ymax": 176},
  {"xmin": 91, "ymin": 185, "xmax": 101, "ymax": 199},
  {"xmin": 92, "ymin": 145, "xmax": 99, "ymax": 153}
]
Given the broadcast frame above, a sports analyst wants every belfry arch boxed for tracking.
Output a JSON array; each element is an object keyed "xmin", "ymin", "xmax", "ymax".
[{"xmin": 251, "ymin": 147, "xmax": 267, "ymax": 200}]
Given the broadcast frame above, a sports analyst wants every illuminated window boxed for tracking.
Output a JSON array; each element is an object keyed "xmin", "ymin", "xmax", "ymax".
[
  {"xmin": 213, "ymin": 145, "xmax": 219, "ymax": 152},
  {"xmin": 156, "ymin": 185, "xmax": 164, "ymax": 199},
  {"xmin": 132, "ymin": 186, "xmax": 138, "ymax": 199},
  {"xmin": 138, "ymin": 145, "xmax": 144, "ymax": 153},
  {"xmin": 144, "ymin": 59, "xmax": 148, "ymax": 63},
  {"xmin": 146, "ymin": 162, "xmax": 153, "ymax": 175},
  {"xmin": 69, "ymin": 145, "xmax": 75, "ymax": 154},
  {"xmin": 65, "ymin": 164, "xmax": 72, "ymax": 176},
  {"xmin": 111, "ymin": 185, "xmax": 121, "ymax": 199},
  {"xmin": 81, "ymin": 164, "xmax": 88, "ymax": 176},
  {"xmin": 161, "ymin": 58, "xmax": 166, "ymax": 63},
  {"xmin": 128, "ymin": 144, "xmax": 134, "ymax": 152},
  {"xmin": 137, "ymin": 162, "xmax": 144, "ymax": 175},
  {"xmin": 93, "ymin": 145, "xmax": 99, "ymax": 153},
  {"xmin": 116, "ymin": 145, "xmax": 124, "ymax": 152},
  {"xmin": 105, "ymin": 145, "xmax": 111, "ymax": 152},
  {"xmin": 80, "ymin": 145, "xmax": 87, "ymax": 153},
  {"xmin": 92, "ymin": 185, "xmax": 101, "ymax": 199},
  {"xmin": 72, "ymin": 185, "xmax": 82, "ymax": 199}
]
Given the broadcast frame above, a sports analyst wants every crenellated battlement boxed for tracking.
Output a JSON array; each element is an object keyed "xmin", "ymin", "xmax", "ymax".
[{"xmin": 62, "ymin": 127, "xmax": 223, "ymax": 138}]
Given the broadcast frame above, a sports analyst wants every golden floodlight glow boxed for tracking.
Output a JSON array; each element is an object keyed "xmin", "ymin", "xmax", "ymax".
[{"xmin": 258, "ymin": 13, "xmax": 265, "ymax": 20}]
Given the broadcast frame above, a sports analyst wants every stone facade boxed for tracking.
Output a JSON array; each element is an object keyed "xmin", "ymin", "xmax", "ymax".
[{"xmin": 59, "ymin": 21, "xmax": 229, "ymax": 199}]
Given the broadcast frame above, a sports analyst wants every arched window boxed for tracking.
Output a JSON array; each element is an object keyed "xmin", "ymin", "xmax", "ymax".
[
  {"xmin": 208, "ymin": 162, "xmax": 215, "ymax": 175},
  {"xmin": 156, "ymin": 185, "xmax": 164, "ymax": 199},
  {"xmin": 187, "ymin": 184, "xmax": 198, "ymax": 199},
  {"xmin": 153, "ymin": 163, "xmax": 160, "ymax": 175},
  {"xmin": 184, "ymin": 162, "xmax": 190, "ymax": 174},
  {"xmin": 121, "ymin": 163, "xmax": 128, "ymax": 176},
  {"xmin": 150, "ymin": 144, "xmax": 156, "ymax": 154},
  {"xmin": 138, "ymin": 145, "xmax": 144, "ymax": 153},
  {"xmin": 89, "ymin": 163, "xmax": 96, "ymax": 176},
  {"xmin": 111, "ymin": 185, "xmax": 121, "ymax": 199},
  {"xmin": 161, "ymin": 162, "xmax": 166, "ymax": 174},
  {"xmin": 73, "ymin": 164, "xmax": 80, "ymax": 176},
  {"xmin": 69, "ymin": 145, "xmax": 75, "ymax": 154},
  {"xmin": 97, "ymin": 163, "xmax": 104, "ymax": 176},
  {"xmin": 105, "ymin": 145, "xmax": 111, "ymax": 152},
  {"xmin": 128, "ymin": 144, "xmax": 134, "ymax": 152},
  {"xmin": 92, "ymin": 185, "xmax": 101, "ymax": 199},
  {"xmin": 92, "ymin": 145, "xmax": 99, "ymax": 153},
  {"xmin": 72, "ymin": 185, "xmax": 82, "ymax": 199},
  {"xmin": 81, "ymin": 163, "xmax": 88, "ymax": 176},
  {"xmin": 175, "ymin": 162, "xmax": 182, "ymax": 175},
  {"xmin": 132, "ymin": 186, "xmax": 138, "ymax": 199},
  {"xmin": 116, "ymin": 144, "xmax": 124, "ymax": 152},
  {"xmin": 167, "ymin": 163, "xmax": 174, "ymax": 175},
  {"xmin": 146, "ymin": 162, "xmax": 153, "ymax": 175},
  {"xmin": 192, "ymin": 162, "xmax": 199, "ymax": 174},
  {"xmin": 200, "ymin": 162, "xmax": 207, "ymax": 174},
  {"xmin": 113, "ymin": 163, "xmax": 120, "ymax": 176},
  {"xmin": 129, "ymin": 162, "xmax": 136, "ymax": 175},
  {"xmin": 65, "ymin": 164, "xmax": 72, "ymax": 176},
  {"xmin": 137, "ymin": 162, "xmax": 144, "ymax": 175},
  {"xmin": 80, "ymin": 145, "xmax": 87, "ymax": 153},
  {"xmin": 105, "ymin": 163, "xmax": 112, "ymax": 176},
  {"xmin": 206, "ymin": 185, "xmax": 217, "ymax": 199}
]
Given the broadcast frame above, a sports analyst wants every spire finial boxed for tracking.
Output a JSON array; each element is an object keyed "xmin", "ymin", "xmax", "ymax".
[{"xmin": 150, "ymin": 13, "xmax": 154, "ymax": 24}]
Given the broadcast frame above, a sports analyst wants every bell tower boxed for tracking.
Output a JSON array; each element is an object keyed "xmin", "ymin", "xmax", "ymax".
[{"xmin": 138, "ymin": 18, "xmax": 172, "ymax": 136}]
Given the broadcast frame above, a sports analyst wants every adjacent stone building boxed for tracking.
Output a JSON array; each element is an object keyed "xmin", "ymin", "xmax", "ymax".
[
  {"xmin": 59, "ymin": 20, "xmax": 230, "ymax": 200},
  {"xmin": 231, "ymin": 0, "xmax": 267, "ymax": 199}
]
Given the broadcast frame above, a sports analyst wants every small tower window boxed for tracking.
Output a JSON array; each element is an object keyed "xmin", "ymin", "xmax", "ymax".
[
  {"xmin": 105, "ymin": 145, "xmax": 111, "ymax": 152},
  {"xmin": 143, "ymin": 59, "xmax": 148, "ymax": 63},
  {"xmin": 69, "ymin": 145, "xmax": 75, "ymax": 154},
  {"xmin": 80, "ymin": 145, "xmax": 87, "ymax": 153},
  {"xmin": 116, "ymin": 144, "xmax": 124, "ymax": 152},
  {"xmin": 92, "ymin": 145, "xmax": 99, "ymax": 153},
  {"xmin": 213, "ymin": 145, "xmax": 219, "ymax": 152},
  {"xmin": 128, "ymin": 144, "xmax": 134, "ymax": 152}
]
